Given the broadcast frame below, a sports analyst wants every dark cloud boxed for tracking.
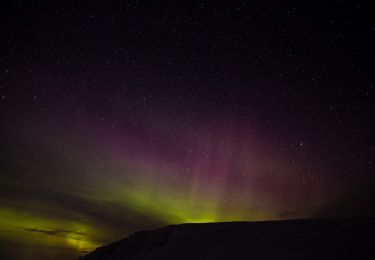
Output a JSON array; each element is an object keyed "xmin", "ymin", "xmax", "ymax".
[{"xmin": 22, "ymin": 228, "xmax": 85, "ymax": 239}]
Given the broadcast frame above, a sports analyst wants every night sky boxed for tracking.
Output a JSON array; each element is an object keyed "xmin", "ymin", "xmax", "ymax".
[{"xmin": 0, "ymin": 1, "xmax": 374, "ymax": 259}]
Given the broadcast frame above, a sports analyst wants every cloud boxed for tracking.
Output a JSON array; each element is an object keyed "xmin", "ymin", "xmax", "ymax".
[{"xmin": 22, "ymin": 227, "xmax": 86, "ymax": 239}]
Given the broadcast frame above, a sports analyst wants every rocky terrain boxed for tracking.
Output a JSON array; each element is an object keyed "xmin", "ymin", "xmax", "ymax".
[{"xmin": 81, "ymin": 218, "xmax": 375, "ymax": 260}]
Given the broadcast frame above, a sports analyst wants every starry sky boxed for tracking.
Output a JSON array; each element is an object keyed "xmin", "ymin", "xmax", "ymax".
[{"xmin": 0, "ymin": 1, "xmax": 374, "ymax": 259}]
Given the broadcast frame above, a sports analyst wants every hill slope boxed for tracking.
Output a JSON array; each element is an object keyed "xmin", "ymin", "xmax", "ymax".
[{"xmin": 81, "ymin": 219, "xmax": 374, "ymax": 260}]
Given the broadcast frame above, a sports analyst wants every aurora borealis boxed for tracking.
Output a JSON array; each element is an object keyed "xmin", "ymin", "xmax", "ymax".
[{"xmin": 0, "ymin": 1, "xmax": 374, "ymax": 259}]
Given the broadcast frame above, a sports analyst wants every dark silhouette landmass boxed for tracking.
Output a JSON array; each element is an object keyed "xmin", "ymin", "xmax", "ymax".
[{"xmin": 81, "ymin": 218, "xmax": 374, "ymax": 260}]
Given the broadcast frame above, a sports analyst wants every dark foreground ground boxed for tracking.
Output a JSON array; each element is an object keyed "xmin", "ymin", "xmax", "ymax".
[{"xmin": 81, "ymin": 218, "xmax": 375, "ymax": 260}]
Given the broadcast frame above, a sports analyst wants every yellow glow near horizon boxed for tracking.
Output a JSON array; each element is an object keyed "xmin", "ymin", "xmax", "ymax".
[{"xmin": 0, "ymin": 207, "xmax": 100, "ymax": 254}]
